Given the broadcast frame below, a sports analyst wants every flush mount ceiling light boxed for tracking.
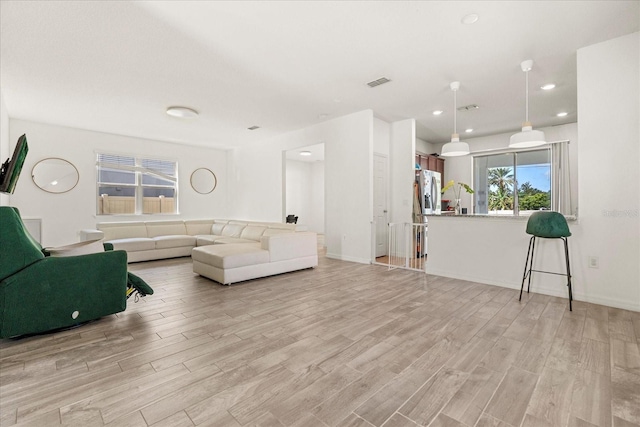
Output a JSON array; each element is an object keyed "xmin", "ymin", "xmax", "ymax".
[
  {"xmin": 541, "ymin": 83, "xmax": 556, "ymax": 90},
  {"xmin": 299, "ymin": 151, "xmax": 312, "ymax": 156},
  {"xmin": 509, "ymin": 60, "xmax": 546, "ymax": 148},
  {"xmin": 441, "ymin": 81, "xmax": 470, "ymax": 157},
  {"xmin": 557, "ymin": 112, "xmax": 568, "ymax": 117},
  {"xmin": 166, "ymin": 106, "xmax": 198, "ymax": 118},
  {"xmin": 461, "ymin": 13, "xmax": 479, "ymax": 24},
  {"xmin": 432, "ymin": 110, "xmax": 443, "ymax": 116}
]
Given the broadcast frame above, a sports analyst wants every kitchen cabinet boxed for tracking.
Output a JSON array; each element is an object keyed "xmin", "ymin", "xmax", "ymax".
[{"xmin": 415, "ymin": 153, "xmax": 445, "ymax": 179}]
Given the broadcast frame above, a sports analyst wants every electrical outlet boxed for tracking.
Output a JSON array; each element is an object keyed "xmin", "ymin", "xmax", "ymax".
[{"xmin": 588, "ymin": 256, "xmax": 599, "ymax": 269}]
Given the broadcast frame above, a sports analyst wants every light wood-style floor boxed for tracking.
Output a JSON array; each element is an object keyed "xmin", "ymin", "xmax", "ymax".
[{"xmin": 1, "ymin": 251, "xmax": 639, "ymax": 427}]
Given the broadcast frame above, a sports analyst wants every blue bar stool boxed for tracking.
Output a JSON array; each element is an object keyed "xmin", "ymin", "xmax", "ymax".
[{"xmin": 519, "ymin": 211, "xmax": 573, "ymax": 311}]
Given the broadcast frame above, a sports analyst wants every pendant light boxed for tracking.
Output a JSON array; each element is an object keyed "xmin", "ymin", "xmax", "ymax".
[
  {"xmin": 440, "ymin": 81, "xmax": 470, "ymax": 157},
  {"xmin": 509, "ymin": 60, "xmax": 546, "ymax": 148}
]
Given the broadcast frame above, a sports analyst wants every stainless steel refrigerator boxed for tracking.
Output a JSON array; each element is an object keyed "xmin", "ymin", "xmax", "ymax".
[{"xmin": 419, "ymin": 170, "xmax": 442, "ymax": 217}]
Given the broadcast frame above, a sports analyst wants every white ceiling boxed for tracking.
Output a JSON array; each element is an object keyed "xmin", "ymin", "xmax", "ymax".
[{"xmin": 1, "ymin": 1, "xmax": 638, "ymax": 150}]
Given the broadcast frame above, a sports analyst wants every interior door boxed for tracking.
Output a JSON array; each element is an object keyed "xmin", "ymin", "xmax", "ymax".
[{"xmin": 373, "ymin": 153, "xmax": 388, "ymax": 257}]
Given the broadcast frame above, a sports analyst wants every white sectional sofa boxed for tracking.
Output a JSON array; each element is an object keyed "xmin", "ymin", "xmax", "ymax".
[
  {"xmin": 80, "ymin": 219, "xmax": 318, "ymax": 285},
  {"xmin": 192, "ymin": 231, "xmax": 318, "ymax": 285},
  {"xmin": 81, "ymin": 219, "xmax": 298, "ymax": 263}
]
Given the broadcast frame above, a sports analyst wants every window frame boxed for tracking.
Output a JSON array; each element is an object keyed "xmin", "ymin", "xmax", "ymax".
[
  {"xmin": 472, "ymin": 146, "xmax": 552, "ymax": 217},
  {"xmin": 96, "ymin": 152, "xmax": 179, "ymax": 215}
]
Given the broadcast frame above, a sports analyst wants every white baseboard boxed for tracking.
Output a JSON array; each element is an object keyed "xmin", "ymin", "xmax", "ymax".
[
  {"xmin": 325, "ymin": 252, "xmax": 370, "ymax": 265},
  {"xmin": 427, "ymin": 268, "xmax": 640, "ymax": 312}
]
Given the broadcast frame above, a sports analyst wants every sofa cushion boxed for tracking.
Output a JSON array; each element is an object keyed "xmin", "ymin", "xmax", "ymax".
[
  {"xmin": 221, "ymin": 224, "xmax": 245, "ymax": 238},
  {"xmin": 261, "ymin": 232, "xmax": 317, "ymax": 262},
  {"xmin": 192, "ymin": 244, "xmax": 268, "ymax": 269},
  {"xmin": 214, "ymin": 237, "xmax": 258, "ymax": 244},
  {"xmin": 99, "ymin": 222, "xmax": 148, "ymax": 240},
  {"xmin": 109, "ymin": 238, "xmax": 155, "ymax": 252},
  {"xmin": 268, "ymin": 223, "xmax": 296, "ymax": 230},
  {"xmin": 262, "ymin": 228, "xmax": 294, "ymax": 237},
  {"xmin": 46, "ymin": 239, "xmax": 105, "ymax": 257},
  {"xmin": 146, "ymin": 221, "xmax": 187, "ymax": 238},
  {"xmin": 154, "ymin": 235, "xmax": 196, "ymax": 249},
  {"xmin": 240, "ymin": 226, "xmax": 267, "ymax": 241},
  {"xmin": 196, "ymin": 235, "xmax": 228, "ymax": 246},
  {"xmin": 211, "ymin": 222, "xmax": 227, "ymax": 236},
  {"xmin": 185, "ymin": 220, "xmax": 215, "ymax": 236}
]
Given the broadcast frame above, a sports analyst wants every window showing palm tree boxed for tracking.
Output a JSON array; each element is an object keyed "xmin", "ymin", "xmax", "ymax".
[{"xmin": 488, "ymin": 167, "xmax": 514, "ymax": 211}]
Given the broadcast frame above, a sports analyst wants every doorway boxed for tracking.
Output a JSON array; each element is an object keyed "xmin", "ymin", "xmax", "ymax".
[
  {"xmin": 284, "ymin": 143, "xmax": 325, "ymax": 234},
  {"xmin": 373, "ymin": 153, "xmax": 388, "ymax": 258}
]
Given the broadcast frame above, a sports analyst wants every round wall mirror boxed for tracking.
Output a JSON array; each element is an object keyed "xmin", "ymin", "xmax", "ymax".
[
  {"xmin": 31, "ymin": 158, "xmax": 79, "ymax": 194},
  {"xmin": 190, "ymin": 168, "xmax": 217, "ymax": 194}
]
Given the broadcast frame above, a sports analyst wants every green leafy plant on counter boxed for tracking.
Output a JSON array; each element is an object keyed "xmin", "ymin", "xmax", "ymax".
[{"xmin": 441, "ymin": 180, "xmax": 474, "ymax": 199}]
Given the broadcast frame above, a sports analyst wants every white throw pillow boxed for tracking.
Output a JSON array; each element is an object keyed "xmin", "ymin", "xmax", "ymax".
[{"xmin": 46, "ymin": 239, "xmax": 105, "ymax": 257}]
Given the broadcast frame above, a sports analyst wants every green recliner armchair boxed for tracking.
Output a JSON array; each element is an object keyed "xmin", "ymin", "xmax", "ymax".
[{"xmin": 0, "ymin": 207, "xmax": 130, "ymax": 338}]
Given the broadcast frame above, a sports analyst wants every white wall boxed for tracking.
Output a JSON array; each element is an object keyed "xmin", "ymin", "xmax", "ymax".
[
  {"xmin": 436, "ymin": 123, "xmax": 578, "ymax": 214},
  {"xmin": 285, "ymin": 159, "xmax": 312, "ymax": 226},
  {"xmin": 230, "ymin": 110, "xmax": 374, "ymax": 263},
  {"xmin": 0, "ymin": 89, "xmax": 10, "ymax": 206},
  {"xmin": 8, "ymin": 119, "xmax": 229, "ymax": 246},
  {"xmin": 373, "ymin": 117, "xmax": 390, "ymax": 156},
  {"xmin": 285, "ymin": 158, "xmax": 325, "ymax": 234},
  {"xmin": 574, "ymin": 32, "xmax": 639, "ymax": 311},
  {"xmin": 310, "ymin": 160, "xmax": 325, "ymax": 234},
  {"xmin": 389, "ymin": 119, "xmax": 415, "ymax": 224},
  {"xmin": 416, "ymin": 137, "xmax": 435, "ymax": 157},
  {"xmin": 428, "ymin": 33, "xmax": 640, "ymax": 312}
]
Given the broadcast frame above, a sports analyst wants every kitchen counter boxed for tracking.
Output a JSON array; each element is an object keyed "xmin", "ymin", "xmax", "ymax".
[{"xmin": 426, "ymin": 213, "xmax": 577, "ymax": 221}]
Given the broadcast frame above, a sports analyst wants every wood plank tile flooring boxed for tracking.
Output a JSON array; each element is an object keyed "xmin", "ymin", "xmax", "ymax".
[{"xmin": 1, "ymin": 251, "xmax": 639, "ymax": 427}]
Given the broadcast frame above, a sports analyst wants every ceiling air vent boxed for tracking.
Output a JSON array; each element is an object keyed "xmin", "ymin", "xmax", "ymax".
[
  {"xmin": 457, "ymin": 104, "xmax": 479, "ymax": 111},
  {"xmin": 367, "ymin": 77, "xmax": 391, "ymax": 88},
  {"xmin": 247, "ymin": 125, "xmax": 260, "ymax": 130}
]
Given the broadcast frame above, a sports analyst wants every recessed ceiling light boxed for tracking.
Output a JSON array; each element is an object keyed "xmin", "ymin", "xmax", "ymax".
[
  {"xmin": 300, "ymin": 151, "xmax": 312, "ymax": 156},
  {"xmin": 433, "ymin": 110, "xmax": 443, "ymax": 116},
  {"xmin": 318, "ymin": 114, "xmax": 328, "ymax": 119},
  {"xmin": 465, "ymin": 128, "xmax": 474, "ymax": 133},
  {"xmin": 166, "ymin": 106, "xmax": 198, "ymax": 118},
  {"xmin": 556, "ymin": 112, "xmax": 568, "ymax": 117},
  {"xmin": 461, "ymin": 13, "xmax": 479, "ymax": 24},
  {"xmin": 247, "ymin": 125, "xmax": 260, "ymax": 130},
  {"xmin": 541, "ymin": 83, "xmax": 556, "ymax": 90}
]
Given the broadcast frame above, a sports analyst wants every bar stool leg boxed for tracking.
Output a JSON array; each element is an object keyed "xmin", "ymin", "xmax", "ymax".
[
  {"xmin": 519, "ymin": 236, "xmax": 535, "ymax": 301},
  {"xmin": 527, "ymin": 237, "xmax": 536, "ymax": 294},
  {"xmin": 563, "ymin": 237, "xmax": 573, "ymax": 311}
]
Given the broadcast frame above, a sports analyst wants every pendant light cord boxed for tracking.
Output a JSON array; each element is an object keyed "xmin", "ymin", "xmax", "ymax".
[
  {"xmin": 453, "ymin": 88, "xmax": 457, "ymax": 134},
  {"xmin": 525, "ymin": 69, "xmax": 529, "ymax": 123}
]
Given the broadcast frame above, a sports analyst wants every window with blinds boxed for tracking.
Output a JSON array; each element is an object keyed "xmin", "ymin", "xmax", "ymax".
[
  {"xmin": 96, "ymin": 153, "xmax": 178, "ymax": 215},
  {"xmin": 472, "ymin": 142, "xmax": 574, "ymax": 217}
]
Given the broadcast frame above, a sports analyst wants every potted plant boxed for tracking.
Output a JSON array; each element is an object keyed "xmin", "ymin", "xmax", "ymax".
[{"xmin": 441, "ymin": 180, "xmax": 474, "ymax": 214}]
